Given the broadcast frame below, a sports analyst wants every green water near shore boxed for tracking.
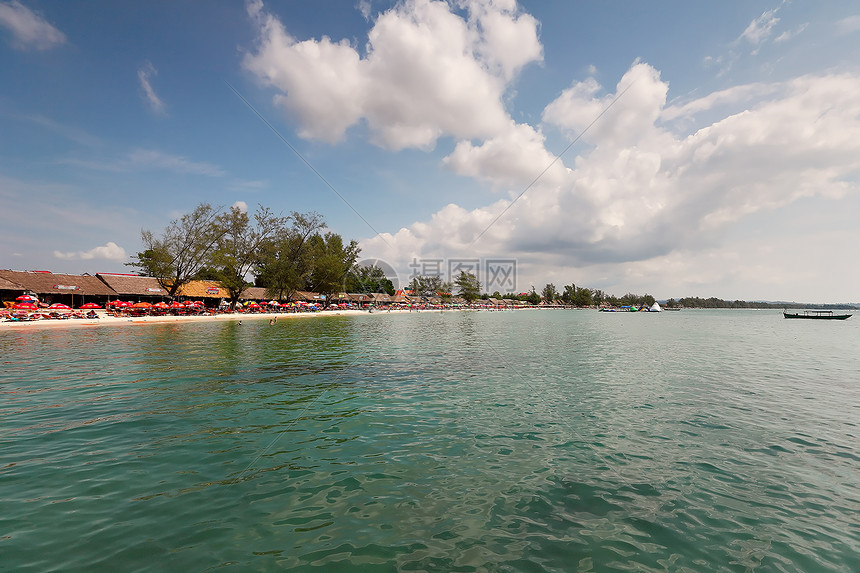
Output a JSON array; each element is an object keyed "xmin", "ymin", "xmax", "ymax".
[{"xmin": 2, "ymin": 310, "xmax": 858, "ymax": 571}]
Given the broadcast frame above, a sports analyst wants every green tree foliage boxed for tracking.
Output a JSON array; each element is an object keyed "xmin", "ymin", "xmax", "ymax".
[
  {"xmin": 307, "ymin": 232, "xmax": 361, "ymax": 306},
  {"xmin": 255, "ymin": 211, "xmax": 327, "ymax": 301},
  {"xmin": 345, "ymin": 264, "xmax": 395, "ymax": 295},
  {"xmin": 454, "ymin": 271, "xmax": 481, "ymax": 303},
  {"xmin": 526, "ymin": 287, "xmax": 541, "ymax": 305},
  {"xmin": 409, "ymin": 275, "xmax": 445, "ymax": 298},
  {"xmin": 541, "ymin": 283, "xmax": 558, "ymax": 303},
  {"xmin": 561, "ymin": 283, "xmax": 576, "ymax": 304},
  {"xmin": 213, "ymin": 205, "xmax": 287, "ymax": 309},
  {"xmin": 127, "ymin": 203, "xmax": 224, "ymax": 297}
]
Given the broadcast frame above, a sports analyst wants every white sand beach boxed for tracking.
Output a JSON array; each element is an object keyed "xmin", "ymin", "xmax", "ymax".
[{"xmin": 0, "ymin": 309, "xmax": 408, "ymax": 331}]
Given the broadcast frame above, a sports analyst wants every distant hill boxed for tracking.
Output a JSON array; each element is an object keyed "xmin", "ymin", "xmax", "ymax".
[{"xmin": 659, "ymin": 297, "xmax": 859, "ymax": 310}]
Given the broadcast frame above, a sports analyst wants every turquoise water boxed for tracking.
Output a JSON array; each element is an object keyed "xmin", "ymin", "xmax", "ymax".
[{"xmin": 2, "ymin": 310, "xmax": 858, "ymax": 571}]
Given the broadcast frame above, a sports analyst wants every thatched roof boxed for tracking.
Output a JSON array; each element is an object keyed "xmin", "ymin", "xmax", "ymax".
[
  {"xmin": 293, "ymin": 290, "xmax": 323, "ymax": 301},
  {"xmin": 239, "ymin": 287, "xmax": 268, "ymax": 301},
  {"xmin": 174, "ymin": 280, "xmax": 226, "ymax": 299},
  {"xmin": 0, "ymin": 269, "xmax": 116, "ymax": 296},
  {"xmin": 0, "ymin": 274, "xmax": 24, "ymax": 291},
  {"xmin": 96, "ymin": 273, "xmax": 168, "ymax": 297},
  {"xmin": 370, "ymin": 293, "xmax": 393, "ymax": 303}
]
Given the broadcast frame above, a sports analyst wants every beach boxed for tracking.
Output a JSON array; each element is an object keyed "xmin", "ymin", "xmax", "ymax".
[{"xmin": 0, "ymin": 307, "xmax": 434, "ymax": 330}]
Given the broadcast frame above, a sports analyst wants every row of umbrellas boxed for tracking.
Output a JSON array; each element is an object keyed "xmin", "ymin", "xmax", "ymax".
[{"xmin": 10, "ymin": 294, "xmax": 207, "ymax": 311}]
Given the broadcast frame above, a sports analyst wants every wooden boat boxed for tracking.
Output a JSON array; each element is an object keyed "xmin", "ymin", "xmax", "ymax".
[{"xmin": 783, "ymin": 310, "xmax": 852, "ymax": 320}]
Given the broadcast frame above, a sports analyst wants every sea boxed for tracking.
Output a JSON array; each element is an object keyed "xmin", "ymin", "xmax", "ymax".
[{"xmin": 2, "ymin": 309, "xmax": 858, "ymax": 572}]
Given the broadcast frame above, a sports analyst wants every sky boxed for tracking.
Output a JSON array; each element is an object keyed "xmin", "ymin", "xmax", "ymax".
[{"xmin": 1, "ymin": 1, "xmax": 860, "ymax": 303}]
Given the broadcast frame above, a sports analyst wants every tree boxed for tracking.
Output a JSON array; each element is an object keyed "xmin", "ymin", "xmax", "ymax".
[
  {"xmin": 307, "ymin": 232, "xmax": 360, "ymax": 306},
  {"xmin": 345, "ymin": 264, "xmax": 395, "ymax": 295},
  {"xmin": 561, "ymin": 283, "xmax": 576, "ymax": 304},
  {"xmin": 541, "ymin": 283, "xmax": 558, "ymax": 303},
  {"xmin": 454, "ymin": 271, "xmax": 481, "ymax": 303},
  {"xmin": 255, "ymin": 211, "xmax": 327, "ymax": 301},
  {"xmin": 213, "ymin": 204, "xmax": 287, "ymax": 309},
  {"xmin": 526, "ymin": 287, "xmax": 540, "ymax": 305},
  {"xmin": 573, "ymin": 286, "xmax": 593, "ymax": 307},
  {"xmin": 127, "ymin": 203, "xmax": 224, "ymax": 297},
  {"xmin": 409, "ymin": 275, "xmax": 444, "ymax": 298}
]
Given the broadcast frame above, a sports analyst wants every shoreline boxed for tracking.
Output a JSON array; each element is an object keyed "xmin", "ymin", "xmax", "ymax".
[{"xmin": 0, "ymin": 309, "xmax": 410, "ymax": 331}]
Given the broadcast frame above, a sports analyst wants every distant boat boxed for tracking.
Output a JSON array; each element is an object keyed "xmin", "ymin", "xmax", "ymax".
[{"xmin": 783, "ymin": 310, "xmax": 852, "ymax": 320}]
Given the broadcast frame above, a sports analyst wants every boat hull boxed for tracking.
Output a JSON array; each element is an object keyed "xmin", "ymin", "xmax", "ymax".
[{"xmin": 783, "ymin": 312, "xmax": 852, "ymax": 320}]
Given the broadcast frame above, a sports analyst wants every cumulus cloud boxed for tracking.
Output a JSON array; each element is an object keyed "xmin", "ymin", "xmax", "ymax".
[
  {"xmin": 54, "ymin": 242, "xmax": 127, "ymax": 261},
  {"xmin": 138, "ymin": 61, "xmax": 167, "ymax": 116},
  {"xmin": 362, "ymin": 65, "xmax": 860, "ymax": 290},
  {"xmin": 242, "ymin": 0, "xmax": 541, "ymax": 149},
  {"xmin": 232, "ymin": 200, "xmax": 248, "ymax": 213},
  {"xmin": 0, "ymin": 0, "xmax": 65, "ymax": 50}
]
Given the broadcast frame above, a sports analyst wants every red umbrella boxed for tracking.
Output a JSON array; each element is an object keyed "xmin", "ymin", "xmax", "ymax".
[
  {"xmin": 13, "ymin": 302, "xmax": 38, "ymax": 310},
  {"xmin": 153, "ymin": 302, "xmax": 169, "ymax": 309},
  {"xmin": 80, "ymin": 303, "xmax": 102, "ymax": 309},
  {"xmin": 16, "ymin": 295, "xmax": 37, "ymax": 301},
  {"xmin": 133, "ymin": 302, "xmax": 153, "ymax": 308},
  {"xmin": 192, "ymin": 300, "xmax": 204, "ymax": 306},
  {"xmin": 170, "ymin": 301, "xmax": 185, "ymax": 308},
  {"xmin": 49, "ymin": 303, "xmax": 72, "ymax": 310}
]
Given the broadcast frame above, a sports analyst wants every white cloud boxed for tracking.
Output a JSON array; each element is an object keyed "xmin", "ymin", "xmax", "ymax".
[
  {"xmin": 835, "ymin": 15, "xmax": 860, "ymax": 35},
  {"xmin": 661, "ymin": 83, "xmax": 779, "ymax": 122},
  {"xmin": 443, "ymin": 121, "xmax": 566, "ymax": 188},
  {"xmin": 232, "ymin": 200, "xmax": 248, "ymax": 213},
  {"xmin": 0, "ymin": 0, "xmax": 65, "ymax": 50},
  {"xmin": 739, "ymin": 7, "xmax": 780, "ymax": 48},
  {"xmin": 138, "ymin": 61, "xmax": 167, "ymax": 116},
  {"xmin": 242, "ymin": 0, "xmax": 541, "ymax": 149},
  {"xmin": 361, "ymin": 66, "xmax": 860, "ymax": 296},
  {"xmin": 126, "ymin": 149, "xmax": 225, "ymax": 176},
  {"xmin": 774, "ymin": 22, "xmax": 807, "ymax": 43},
  {"xmin": 229, "ymin": 179, "xmax": 268, "ymax": 191},
  {"xmin": 63, "ymin": 149, "xmax": 226, "ymax": 176},
  {"xmin": 54, "ymin": 242, "xmax": 127, "ymax": 262}
]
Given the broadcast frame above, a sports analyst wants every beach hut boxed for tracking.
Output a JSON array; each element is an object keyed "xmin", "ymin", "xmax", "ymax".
[
  {"xmin": 96, "ymin": 273, "xmax": 168, "ymax": 302},
  {"xmin": 173, "ymin": 280, "xmax": 227, "ymax": 306},
  {"xmin": 0, "ymin": 269, "xmax": 116, "ymax": 307},
  {"xmin": 239, "ymin": 286, "xmax": 268, "ymax": 303}
]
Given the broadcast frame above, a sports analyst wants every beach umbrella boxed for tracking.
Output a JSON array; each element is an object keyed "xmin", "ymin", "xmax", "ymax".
[
  {"xmin": 192, "ymin": 300, "xmax": 204, "ymax": 306},
  {"xmin": 49, "ymin": 303, "xmax": 72, "ymax": 310},
  {"xmin": 153, "ymin": 302, "xmax": 169, "ymax": 309},
  {"xmin": 13, "ymin": 302, "xmax": 38, "ymax": 310},
  {"xmin": 170, "ymin": 301, "xmax": 185, "ymax": 308},
  {"xmin": 184, "ymin": 301, "xmax": 196, "ymax": 307},
  {"xmin": 133, "ymin": 302, "xmax": 153, "ymax": 308},
  {"xmin": 16, "ymin": 295, "xmax": 37, "ymax": 302},
  {"xmin": 80, "ymin": 303, "xmax": 102, "ymax": 309}
]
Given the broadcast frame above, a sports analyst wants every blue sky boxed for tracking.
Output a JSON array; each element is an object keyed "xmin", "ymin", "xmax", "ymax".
[{"xmin": 2, "ymin": 1, "xmax": 860, "ymax": 302}]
